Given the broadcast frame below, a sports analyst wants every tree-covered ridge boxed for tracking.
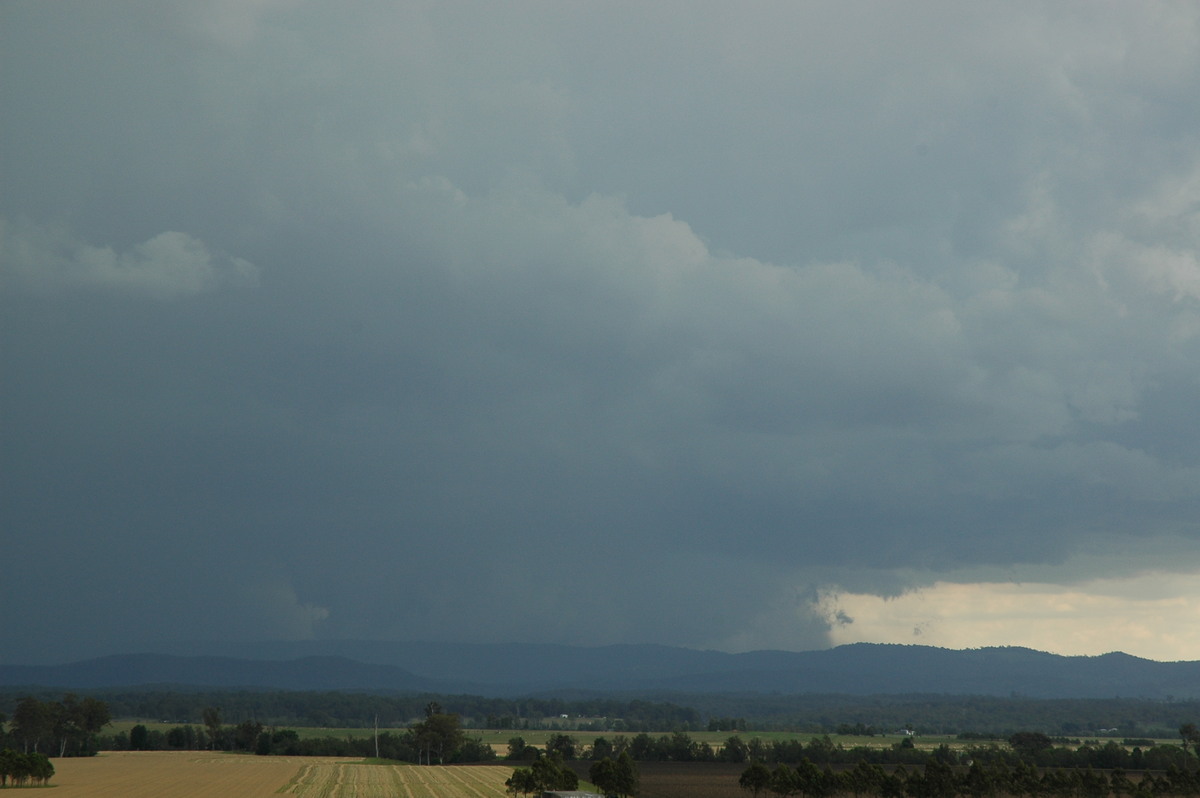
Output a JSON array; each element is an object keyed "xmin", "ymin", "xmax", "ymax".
[
  {"xmin": 10, "ymin": 646, "xmax": 1200, "ymax": 699},
  {"xmin": 0, "ymin": 689, "xmax": 697, "ymax": 732}
]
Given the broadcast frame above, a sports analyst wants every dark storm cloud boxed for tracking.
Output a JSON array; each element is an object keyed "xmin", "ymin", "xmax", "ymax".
[{"xmin": 4, "ymin": 1, "xmax": 1200, "ymax": 662}]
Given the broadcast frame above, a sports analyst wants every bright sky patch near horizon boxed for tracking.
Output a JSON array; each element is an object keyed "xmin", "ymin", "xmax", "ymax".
[
  {"xmin": 4, "ymin": 2, "xmax": 1200, "ymax": 665},
  {"xmin": 823, "ymin": 571, "xmax": 1200, "ymax": 662}
]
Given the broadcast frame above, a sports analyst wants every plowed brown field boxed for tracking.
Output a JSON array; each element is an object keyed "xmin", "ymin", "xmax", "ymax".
[{"xmin": 44, "ymin": 751, "xmax": 513, "ymax": 798}]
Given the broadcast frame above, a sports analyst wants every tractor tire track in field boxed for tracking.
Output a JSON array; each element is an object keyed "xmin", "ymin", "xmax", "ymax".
[
  {"xmin": 279, "ymin": 761, "xmax": 512, "ymax": 798},
  {"xmin": 396, "ymin": 766, "xmax": 419, "ymax": 798},
  {"xmin": 441, "ymin": 766, "xmax": 497, "ymax": 798}
]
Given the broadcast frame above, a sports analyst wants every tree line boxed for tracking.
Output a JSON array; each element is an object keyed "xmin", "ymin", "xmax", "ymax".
[
  {"xmin": 504, "ymin": 749, "xmax": 640, "ymax": 798},
  {"xmin": 0, "ymin": 694, "xmax": 110, "ymax": 757},
  {"xmin": 711, "ymin": 732, "xmax": 1200, "ymax": 771},
  {"xmin": 739, "ymin": 758, "xmax": 1200, "ymax": 798},
  {"xmin": 0, "ymin": 694, "xmax": 108, "ymax": 790},
  {"xmin": 486, "ymin": 728, "xmax": 1200, "ymax": 774},
  {"xmin": 680, "ymin": 694, "xmax": 1200, "ymax": 737},
  {"xmin": 733, "ymin": 728, "xmax": 1200, "ymax": 798},
  {"xmin": 0, "ymin": 688, "xmax": 696, "ymax": 732},
  {"xmin": 98, "ymin": 701, "xmax": 498, "ymax": 764},
  {"xmin": 12, "ymin": 687, "xmax": 1200, "ymax": 738}
]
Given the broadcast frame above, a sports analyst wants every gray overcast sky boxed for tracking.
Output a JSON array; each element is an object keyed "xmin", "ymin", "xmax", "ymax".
[{"xmin": 5, "ymin": 1, "xmax": 1200, "ymax": 664}]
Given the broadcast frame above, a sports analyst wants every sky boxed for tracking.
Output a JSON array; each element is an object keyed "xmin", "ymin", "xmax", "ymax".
[{"xmin": 5, "ymin": 2, "xmax": 1200, "ymax": 665}]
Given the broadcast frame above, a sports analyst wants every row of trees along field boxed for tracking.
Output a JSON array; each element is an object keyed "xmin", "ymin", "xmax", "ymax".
[
  {"xmin": 486, "ymin": 730, "xmax": 1200, "ymax": 771},
  {"xmin": 98, "ymin": 702, "xmax": 499, "ymax": 763},
  {"xmin": 505, "ymin": 751, "xmax": 580, "ymax": 795},
  {"xmin": 0, "ymin": 694, "xmax": 110, "ymax": 756},
  {"xmin": 505, "ymin": 749, "xmax": 641, "ymax": 798},
  {"xmin": 740, "ymin": 758, "xmax": 1200, "ymax": 798},
  {"xmin": 709, "ymin": 732, "xmax": 1200, "ymax": 771}
]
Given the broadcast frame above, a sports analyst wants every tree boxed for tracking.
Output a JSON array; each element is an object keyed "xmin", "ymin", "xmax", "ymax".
[
  {"xmin": 722, "ymin": 735, "xmax": 751, "ymax": 763},
  {"xmin": 70, "ymin": 696, "xmax": 111, "ymax": 756},
  {"xmin": 506, "ymin": 766, "xmax": 539, "ymax": 797},
  {"xmin": 741, "ymin": 761, "xmax": 773, "ymax": 798},
  {"xmin": 630, "ymin": 733, "xmax": 655, "ymax": 761},
  {"xmin": 881, "ymin": 769, "xmax": 906, "ymax": 798},
  {"xmin": 203, "ymin": 707, "xmax": 223, "ymax": 750},
  {"xmin": 78, "ymin": 696, "xmax": 111, "ymax": 735},
  {"xmin": 770, "ymin": 763, "xmax": 801, "ymax": 797},
  {"xmin": 963, "ymin": 761, "xmax": 994, "ymax": 798},
  {"xmin": 1009, "ymin": 732, "xmax": 1054, "ymax": 761},
  {"xmin": 614, "ymin": 750, "xmax": 639, "ymax": 797},
  {"xmin": 922, "ymin": 760, "xmax": 957, "ymax": 798},
  {"xmin": 0, "ymin": 750, "xmax": 52, "ymax": 787},
  {"xmin": 4, "ymin": 751, "xmax": 30, "ymax": 787},
  {"xmin": 847, "ymin": 761, "xmax": 886, "ymax": 798},
  {"xmin": 507, "ymin": 736, "xmax": 529, "ymax": 760},
  {"xmin": 0, "ymin": 749, "xmax": 18, "ymax": 787},
  {"xmin": 130, "ymin": 724, "xmax": 150, "ymax": 751},
  {"xmin": 28, "ymin": 752, "xmax": 54, "ymax": 786},
  {"xmin": 592, "ymin": 736, "xmax": 614, "ymax": 761},
  {"xmin": 1181, "ymin": 724, "xmax": 1200, "ymax": 764},
  {"xmin": 592, "ymin": 753, "xmax": 640, "ymax": 798},
  {"xmin": 507, "ymin": 752, "xmax": 580, "ymax": 795},
  {"xmin": 455, "ymin": 737, "xmax": 498, "ymax": 763},
  {"xmin": 591, "ymin": 757, "xmax": 620, "ymax": 796},
  {"xmin": 410, "ymin": 708, "xmax": 464, "ymax": 765},
  {"xmin": 234, "ymin": 719, "xmax": 264, "ymax": 752},
  {"xmin": 796, "ymin": 758, "xmax": 825, "ymax": 798},
  {"xmin": 546, "ymin": 732, "xmax": 577, "ymax": 760},
  {"xmin": 52, "ymin": 695, "xmax": 81, "ymax": 757},
  {"xmin": 10, "ymin": 698, "xmax": 49, "ymax": 754}
]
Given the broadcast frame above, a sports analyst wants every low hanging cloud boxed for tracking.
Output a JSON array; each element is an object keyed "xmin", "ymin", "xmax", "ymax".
[
  {"xmin": 243, "ymin": 576, "xmax": 332, "ymax": 642},
  {"xmin": 1, "ymin": 219, "xmax": 258, "ymax": 299}
]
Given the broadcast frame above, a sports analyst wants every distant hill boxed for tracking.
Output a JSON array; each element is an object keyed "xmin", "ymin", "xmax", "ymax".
[
  {"xmin": 0, "ymin": 654, "xmax": 444, "ymax": 692},
  {"xmin": 2, "ymin": 642, "xmax": 1198, "ymax": 698}
]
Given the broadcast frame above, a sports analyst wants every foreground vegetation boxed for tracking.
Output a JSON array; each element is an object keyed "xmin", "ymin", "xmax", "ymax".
[
  {"xmin": 17, "ymin": 690, "xmax": 1200, "ymax": 796},
  {"xmin": 0, "ymin": 750, "xmax": 54, "ymax": 787},
  {"xmin": 735, "ymin": 758, "xmax": 1200, "ymax": 798}
]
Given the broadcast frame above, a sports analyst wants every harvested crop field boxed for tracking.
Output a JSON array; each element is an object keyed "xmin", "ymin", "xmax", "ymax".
[
  {"xmin": 281, "ymin": 759, "xmax": 513, "ymax": 797},
  {"xmin": 44, "ymin": 751, "xmax": 514, "ymax": 798}
]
